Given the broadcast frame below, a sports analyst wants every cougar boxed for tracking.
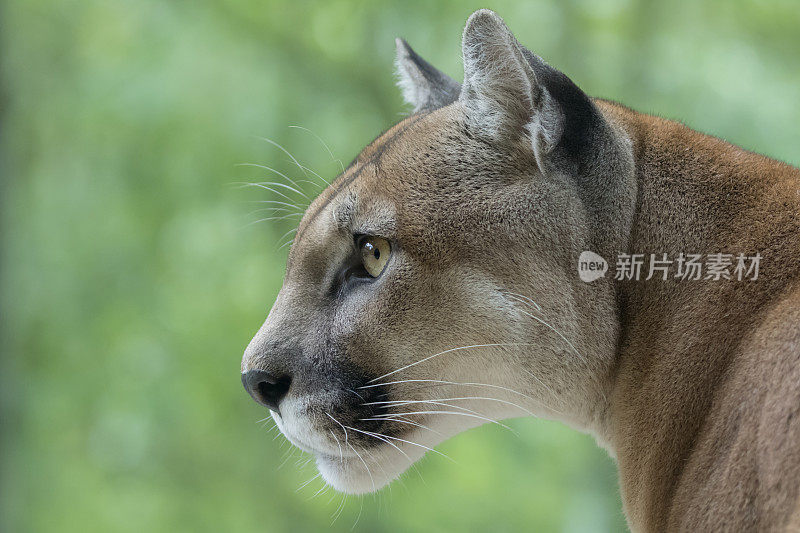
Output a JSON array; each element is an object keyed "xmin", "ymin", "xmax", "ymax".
[{"xmin": 241, "ymin": 10, "xmax": 800, "ymax": 531}]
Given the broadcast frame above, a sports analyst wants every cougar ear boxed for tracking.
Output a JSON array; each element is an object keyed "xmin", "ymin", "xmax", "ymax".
[
  {"xmin": 460, "ymin": 10, "xmax": 562, "ymax": 155},
  {"xmin": 394, "ymin": 38, "xmax": 461, "ymax": 112}
]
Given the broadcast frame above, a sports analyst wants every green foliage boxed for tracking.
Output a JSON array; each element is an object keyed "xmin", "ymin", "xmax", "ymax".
[{"xmin": 1, "ymin": 1, "xmax": 798, "ymax": 531}]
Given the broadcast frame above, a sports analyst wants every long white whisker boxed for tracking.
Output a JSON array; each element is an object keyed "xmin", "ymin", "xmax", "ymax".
[
  {"xmin": 308, "ymin": 482, "xmax": 330, "ymax": 501},
  {"xmin": 249, "ymin": 212, "xmax": 303, "ymax": 224},
  {"xmin": 258, "ymin": 137, "xmax": 319, "ymax": 186},
  {"xmin": 330, "ymin": 492, "xmax": 347, "ymax": 525},
  {"xmin": 390, "ymin": 400, "xmax": 518, "ymax": 434},
  {"xmin": 289, "ymin": 125, "xmax": 345, "ymax": 174},
  {"xmin": 342, "ymin": 424, "xmax": 413, "ymax": 463},
  {"xmin": 235, "ymin": 162, "xmax": 307, "ymax": 194},
  {"xmin": 359, "ymin": 416, "xmax": 442, "ymax": 435},
  {"xmin": 275, "ymin": 227, "xmax": 298, "ymax": 245},
  {"xmin": 248, "ymin": 206, "xmax": 301, "ymax": 215},
  {"xmin": 278, "ymin": 234, "xmax": 296, "ymax": 250},
  {"xmin": 504, "ymin": 291, "xmax": 542, "ymax": 312},
  {"xmin": 504, "ymin": 293, "xmax": 585, "ymax": 363},
  {"xmin": 234, "ymin": 182, "xmax": 298, "ymax": 203},
  {"xmin": 367, "ymin": 343, "xmax": 532, "ymax": 385},
  {"xmin": 516, "ymin": 308, "xmax": 586, "ymax": 364},
  {"xmin": 296, "ymin": 472, "xmax": 321, "ymax": 492},
  {"xmin": 329, "ymin": 429, "xmax": 344, "ymax": 465},
  {"xmin": 365, "ymin": 396, "xmax": 538, "ymax": 418},
  {"xmin": 296, "ymin": 162, "xmax": 331, "ymax": 187},
  {"xmin": 249, "ymin": 180, "xmax": 310, "ymax": 200},
  {"xmin": 327, "ymin": 412, "xmax": 375, "ymax": 493},
  {"xmin": 326, "ymin": 413, "xmax": 349, "ymax": 445},
  {"xmin": 371, "ymin": 409, "xmax": 516, "ymax": 434},
  {"xmin": 359, "ymin": 378, "xmax": 537, "ymax": 403},
  {"xmin": 253, "ymin": 199, "xmax": 305, "ymax": 211},
  {"xmin": 346, "ymin": 442, "xmax": 375, "ymax": 493},
  {"xmin": 346, "ymin": 425, "xmax": 453, "ymax": 462}
]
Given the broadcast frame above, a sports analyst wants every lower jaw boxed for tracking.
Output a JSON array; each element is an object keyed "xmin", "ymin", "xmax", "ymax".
[{"xmin": 315, "ymin": 454, "xmax": 394, "ymax": 495}]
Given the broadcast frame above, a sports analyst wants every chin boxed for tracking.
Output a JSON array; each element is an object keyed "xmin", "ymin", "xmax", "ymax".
[{"xmin": 315, "ymin": 445, "xmax": 422, "ymax": 495}]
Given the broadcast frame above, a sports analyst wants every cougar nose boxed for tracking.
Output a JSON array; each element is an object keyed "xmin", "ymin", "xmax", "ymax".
[{"xmin": 242, "ymin": 369, "xmax": 292, "ymax": 412}]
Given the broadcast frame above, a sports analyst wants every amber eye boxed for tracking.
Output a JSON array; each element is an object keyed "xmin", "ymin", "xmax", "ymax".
[{"xmin": 358, "ymin": 236, "xmax": 391, "ymax": 278}]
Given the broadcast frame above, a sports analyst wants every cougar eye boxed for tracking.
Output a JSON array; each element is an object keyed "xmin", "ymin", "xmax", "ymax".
[{"xmin": 358, "ymin": 236, "xmax": 391, "ymax": 278}]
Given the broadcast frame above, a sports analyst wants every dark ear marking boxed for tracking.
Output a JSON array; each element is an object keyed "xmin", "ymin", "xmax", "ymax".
[
  {"xmin": 519, "ymin": 47, "xmax": 602, "ymax": 164},
  {"xmin": 458, "ymin": 10, "xmax": 563, "ymax": 155},
  {"xmin": 458, "ymin": 9, "xmax": 605, "ymax": 171},
  {"xmin": 394, "ymin": 38, "xmax": 460, "ymax": 112}
]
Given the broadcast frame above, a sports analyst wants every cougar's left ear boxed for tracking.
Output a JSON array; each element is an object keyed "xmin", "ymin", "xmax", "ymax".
[
  {"xmin": 395, "ymin": 38, "xmax": 461, "ymax": 113},
  {"xmin": 460, "ymin": 10, "xmax": 563, "ymax": 156}
]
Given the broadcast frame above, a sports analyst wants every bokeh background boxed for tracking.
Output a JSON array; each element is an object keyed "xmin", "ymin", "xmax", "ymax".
[{"xmin": 2, "ymin": 1, "xmax": 798, "ymax": 531}]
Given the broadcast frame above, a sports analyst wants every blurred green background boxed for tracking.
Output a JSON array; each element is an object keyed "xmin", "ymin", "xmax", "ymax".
[{"xmin": 2, "ymin": 0, "xmax": 798, "ymax": 531}]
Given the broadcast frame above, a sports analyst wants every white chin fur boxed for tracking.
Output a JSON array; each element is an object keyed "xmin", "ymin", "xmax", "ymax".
[
  {"xmin": 315, "ymin": 440, "xmax": 426, "ymax": 495},
  {"xmin": 313, "ymin": 414, "xmax": 494, "ymax": 494},
  {"xmin": 280, "ymin": 399, "xmax": 518, "ymax": 494}
]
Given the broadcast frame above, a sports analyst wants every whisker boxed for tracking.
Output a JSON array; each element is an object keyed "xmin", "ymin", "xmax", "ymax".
[
  {"xmin": 233, "ymin": 181, "xmax": 298, "ymax": 203},
  {"xmin": 252, "ymin": 199, "xmax": 305, "ymax": 212},
  {"xmin": 346, "ymin": 388, "xmax": 366, "ymax": 401},
  {"xmin": 359, "ymin": 378, "xmax": 537, "ymax": 403},
  {"xmin": 327, "ymin": 412, "xmax": 376, "ymax": 493},
  {"xmin": 235, "ymin": 162, "xmax": 308, "ymax": 194},
  {"xmin": 296, "ymin": 162, "xmax": 332, "ymax": 188},
  {"xmin": 387, "ymin": 400, "xmax": 518, "ymax": 434},
  {"xmin": 343, "ymin": 424, "xmax": 413, "ymax": 464},
  {"xmin": 326, "ymin": 413, "xmax": 347, "ymax": 441},
  {"xmin": 278, "ymin": 234, "xmax": 296, "ymax": 250},
  {"xmin": 253, "ymin": 180, "xmax": 310, "ymax": 200},
  {"xmin": 289, "ymin": 125, "xmax": 345, "ymax": 174},
  {"xmin": 329, "ymin": 429, "xmax": 344, "ymax": 465},
  {"xmin": 345, "ymin": 424, "xmax": 454, "ymax": 462},
  {"xmin": 258, "ymin": 137, "xmax": 319, "ymax": 186},
  {"xmin": 308, "ymin": 482, "xmax": 330, "ymax": 501},
  {"xmin": 350, "ymin": 495, "xmax": 364, "ymax": 531},
  {"xmin": 347, "ymin": 442, "xmax": 376, "ymax": 493},
  {"xmin": 330, "ymin": 492, "xmax": 347, "ymax": 525},
  {"xmin": 275, "ymin": 228, "xmax": 298, "ymax": 251},
  {"xmin": 296, "ymin": 472, "xmax": 321, "ymax": 492},
  {"xmin": 278, "ymin": 447, "xmax": 298, "ymax": 470},
  {"xmin": 371, "ymin": 409, "xmax": 516, "ymax": 434},
  {"xmin": 516, "ymin": 308, "xmax": 586, "ymax": 364},
  {"xmin": 505, "ymin": 293, "xmax": 586, "ymax": 364},
  {"xmin": 504, "ymin": 291, "xmax": 542, "ymax": 312},
  {"xmin": 250, "ymin": 212, "xmax": 303, "ymax": 223},
  {"xmin": 247, "ymin": 206, "xmax": 301, "ymax": 215},
  {"xmin": 242, "ymin": 214, "xmax": 302, "ymax": 229},
  {"xmin": 366, "ymin": 343, "xmax": 534, "ymax": 385},
  {"xmin": 243, "ymin": 180, "xmax": 310, "ymax": 201},
  {"xmin": 359, "ymin": 416, "xmax": 441, "ymax": 435},
  {"xmin": 365, "ymin": 396, "xmax": 538, "ymax": 418}
]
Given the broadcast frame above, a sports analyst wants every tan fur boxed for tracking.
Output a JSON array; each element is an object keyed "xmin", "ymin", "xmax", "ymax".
[
  {"xmin": 242, "ymin": 10, "xmax": 800, "ymax": 531},
  {"xmin": 596, "ymin": 100, "xmax": 800, "ymax": 531}
]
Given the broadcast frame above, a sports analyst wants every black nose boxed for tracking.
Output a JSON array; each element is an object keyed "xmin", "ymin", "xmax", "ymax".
[{"xmin": 242, "ymin": 369, "xmax": 291, "ymax": 412}]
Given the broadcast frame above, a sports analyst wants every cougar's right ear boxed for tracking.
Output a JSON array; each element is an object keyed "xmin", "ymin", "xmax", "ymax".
[
  {"xmin": 394, "ymin": 38, "xmax": 461, "ymax": 113},
  {"xmin": 459, "ymin": 10, "xmax": 563, "ymax": 157}
]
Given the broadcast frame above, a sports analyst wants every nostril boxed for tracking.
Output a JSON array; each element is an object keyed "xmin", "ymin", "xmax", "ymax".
[
  {"xmin": 256, "ymin": 377, "xmax": 291, "ymax": 409},
  {"xmin": 242, "ymin": 369, "xmax": 292, "ymax": 412}
]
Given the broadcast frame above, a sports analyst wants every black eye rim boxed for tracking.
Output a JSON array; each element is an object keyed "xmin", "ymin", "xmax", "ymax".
[
  {"xmin": 329, "ymin": 234, "xmax": 393, "ymax": 298},
  {"xmin": 351, "ymin": 234, "xmax": 392, "ymax": 280}
]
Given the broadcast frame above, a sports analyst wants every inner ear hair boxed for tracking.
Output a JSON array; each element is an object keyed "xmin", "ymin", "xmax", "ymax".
[{"xmin": 459, "ymin": 9, "xmax": 564, "ymax": 157}]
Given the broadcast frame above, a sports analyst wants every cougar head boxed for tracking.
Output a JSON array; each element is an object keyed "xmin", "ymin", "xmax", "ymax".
[{"xmin": 241, "ymin": 9, "xmax": 636, "ymax": 494}]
